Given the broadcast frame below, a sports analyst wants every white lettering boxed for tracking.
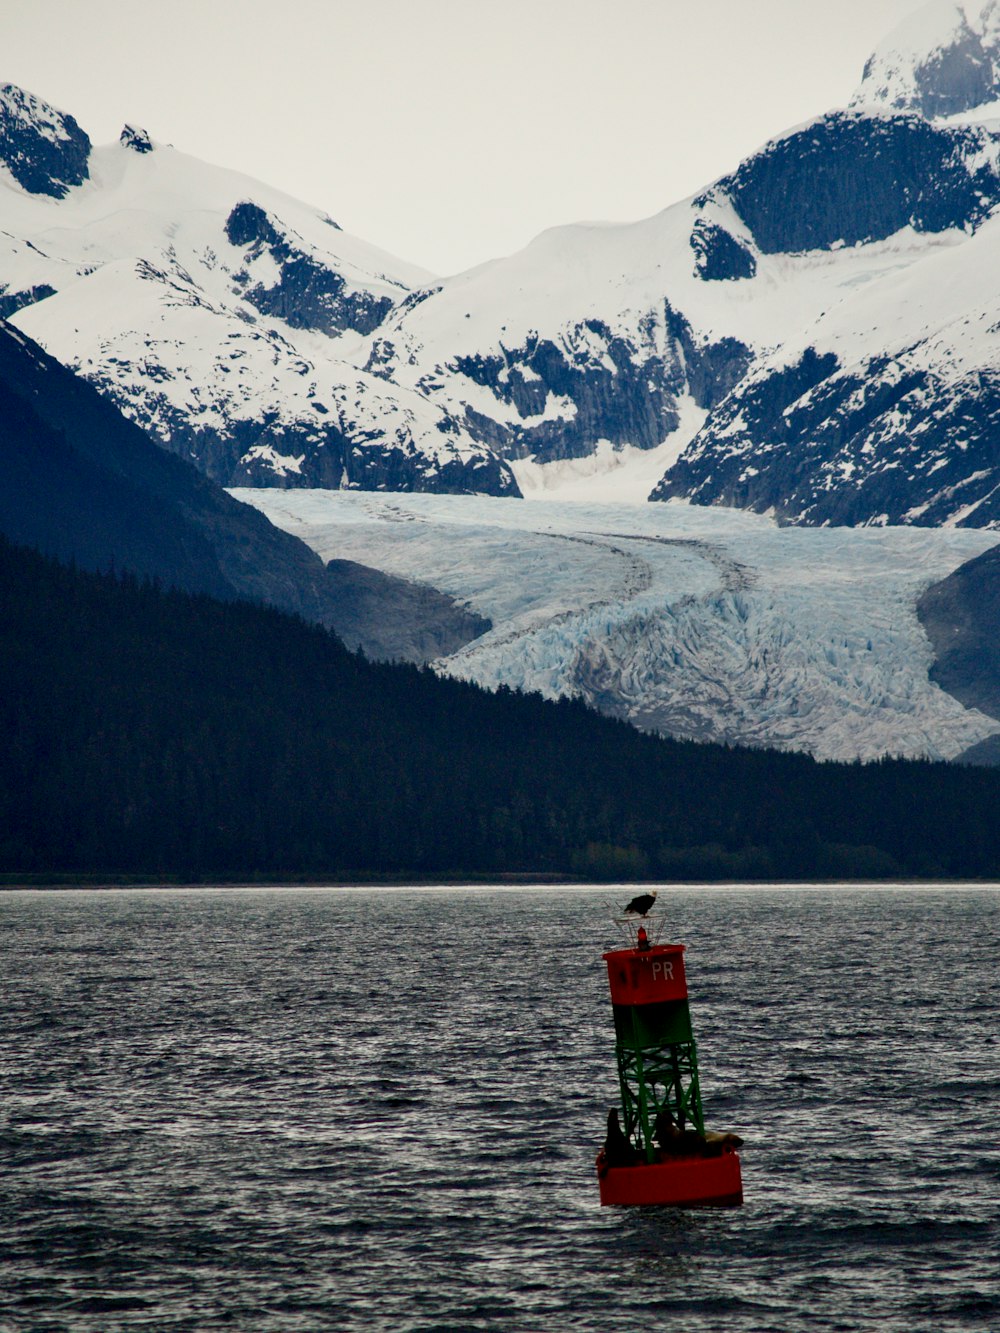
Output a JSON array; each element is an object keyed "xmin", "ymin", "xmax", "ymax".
[{"xmin": 650, "ymin": 960, "xmax": 675, "ymax": 981}]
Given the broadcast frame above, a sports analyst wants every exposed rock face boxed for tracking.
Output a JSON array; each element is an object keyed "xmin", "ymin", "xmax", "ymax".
[
  {"xmin": 45, "ymin": 236, "xmax": 521, "ymax": 498},
  {"xmin": 225, "ymin": 201, "xmax": 394, "ymax": 337},
  {"xmin": 702, "ymin": 111, "xmax": 1000, "ymax": 254},
  {"xmin": 650, "ymin": 349, "xmax": 841, "ymax": 516},
  {"xmin": 919, "ymin": 542, "xmax": 1000, "ymax": 760},
  {"xmin": 448, "ymin": 322, "xmax": 685, "ymax": 462},
  {"xmin": 0, "ymin": 83, "xmax": 90, "ymax": 197},
  {"xmin": 855, "ymin": 3, "xmax": 994, "ymax": 116},
  {"xmin": 900, "ymin": 35, "xmax": 994, "ymax": 117},
  {"xmin": 649, "ymin": 103, "xmax": 1000, "ymax": 526},
  {"xmin": 7, "ymin": 37, "xmax": 1000, "ymax": 523},
  {"xmin": 80, "ymin": 339, "xmax": 519, "ymax": 496},
  {"xmin": 170, "ymin": 407, "xmax": 516, "ymax": 493},
  {"xmin": 120, "ymin": 124, "xmax": 153, "ymax": 154},
  {"xmin": 371, "ymin": 100, "xmax": 1000, "ymax": 500},
  {"xmin": 377, "ymin": 308, "xmax": 751, "ymax": 469},
  {"xmin": 0, "ymin": 283, "xmax": 56, "ymax": 319},
  {"xmin": 651, "ymin": 345, "xmax": 1000, "ymax": 528},
  {"xmin": 663, "ymin": 305, "xmax": 753, "ymax": 413},
  {"xmin": 690, "ymin": 219, "xmax": 757, "ymax": 280}
]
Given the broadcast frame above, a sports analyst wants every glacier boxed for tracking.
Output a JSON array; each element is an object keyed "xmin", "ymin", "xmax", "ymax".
[{"xmin": 230, "ymin": 489, "xmax": 1000, "ymax": 764}]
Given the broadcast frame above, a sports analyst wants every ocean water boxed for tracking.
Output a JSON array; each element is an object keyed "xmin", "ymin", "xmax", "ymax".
[{"xmin": 0, "ymin": 886, "xmax": 997, "ymax": 1332}]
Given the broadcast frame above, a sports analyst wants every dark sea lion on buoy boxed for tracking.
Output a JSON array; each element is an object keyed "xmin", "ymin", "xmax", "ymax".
[
  {"xmin": 703, "ymin": 1130, "xmax": 744, "ymax": 1156},
  {"xmin": 601, "ymin": 1108, "xmax": 641, "ymax": 1170},
  {"xmin": 655, "ymin": 1107, "xmax": 743, "ymax": 1157},
  {"xmin": 654, "ymin": 1106, "xmax": 706, "ymax": 1156}
]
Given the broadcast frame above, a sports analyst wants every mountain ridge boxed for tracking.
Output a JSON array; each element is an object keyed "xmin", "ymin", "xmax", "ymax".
[
  {"xmin": 0, "ymin": 91, "xmax": 517, "ymax": 497},
  {"xmin": 6, "ymin": 7, "xmax": 1000, "ymax": 522}
]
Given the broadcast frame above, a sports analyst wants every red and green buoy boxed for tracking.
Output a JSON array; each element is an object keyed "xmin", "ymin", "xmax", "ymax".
[{"xmin": 596, "ymin": 907, "xmax": 743, "ymax": 1207}]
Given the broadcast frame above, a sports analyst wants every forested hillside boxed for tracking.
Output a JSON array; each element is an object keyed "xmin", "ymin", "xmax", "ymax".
[{"xmin": 3, "ymin": 535, "xmax": 1000, "ymax": 882}]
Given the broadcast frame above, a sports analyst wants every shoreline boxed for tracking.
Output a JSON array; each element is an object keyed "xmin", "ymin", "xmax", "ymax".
[{"xmin": 2, "ymin": 876, "xmax": 999, "ymax": 892}]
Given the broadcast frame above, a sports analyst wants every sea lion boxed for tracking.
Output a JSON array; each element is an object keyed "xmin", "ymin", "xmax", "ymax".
[
  {"xmin": 702, "ymin": 1130, "xmax": 744, "ymax": 1156},
  {"xmin": 654, "ymin": 1106, "xmax": 705, "ymax": 1156},
  {"xmin": 600, "ymin": 1108, "xmax": 641, "ymax": 1172}
]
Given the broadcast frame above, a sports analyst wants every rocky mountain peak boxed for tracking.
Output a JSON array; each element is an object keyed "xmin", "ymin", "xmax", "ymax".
[
  {"xmin": 851, "ymin": 1, "xmax": 1000, "ymax": 118},
  {"xmin": 0, "ymin": 82, "xmax": 91, "ymax": 197},
  {"xmin": 120, "ymin": 123, "xmax": 153, "ymax": 154}
]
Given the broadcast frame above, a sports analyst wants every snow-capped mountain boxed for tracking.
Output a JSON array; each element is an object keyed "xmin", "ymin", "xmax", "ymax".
[
  {"xmin": 384, "ymin": 101, "xmax": 1000, "ymax": 520},
  {"xmin": 639, "ymin": 29, "xmax": 1000, "ymax": 523},
  {"xmin": 852, "ymin": 0, "xmax": 1000, "ymax": 118},
  {"xmin": 649, "ymin": 3, "xmax": 1000, "ymax": 524},
  {"xmin": 360, "ymin": 1, "xmax": 1000, "ymax": 521},
  {"xmin": 0, "ymin": 83, "xmax": 515, "ymax": 496},
  {"xmin": 7, "ymin": 4, "xmax": 1000, "ymax": 524},
  {"xmin": 649, "ymin": 203, "xmax": 1000, "ymax": 526}
]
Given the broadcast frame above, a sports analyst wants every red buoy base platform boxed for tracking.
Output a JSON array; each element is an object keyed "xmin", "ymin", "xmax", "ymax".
[{"xmin": 597, "ymin": 1150, "xmax": 743, "ymax": 1208}]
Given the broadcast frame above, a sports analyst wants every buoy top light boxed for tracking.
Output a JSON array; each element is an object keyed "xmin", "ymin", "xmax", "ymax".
[{"xmin": 609, "ymin": 901, "xmax": 669, "ymax": 944}]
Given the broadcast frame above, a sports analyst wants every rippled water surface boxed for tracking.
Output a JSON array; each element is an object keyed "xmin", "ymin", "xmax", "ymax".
[{"xmin": 1, "ymin": 886, "xmax": 997, "ymax": 1332}]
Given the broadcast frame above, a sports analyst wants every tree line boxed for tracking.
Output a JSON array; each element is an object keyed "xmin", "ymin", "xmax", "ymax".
[{"xmin": 3, "ymin": 534, "xmax": 999, "ymax": 882}]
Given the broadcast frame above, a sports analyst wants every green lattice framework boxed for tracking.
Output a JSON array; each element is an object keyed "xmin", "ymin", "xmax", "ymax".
[{"xmin": 613, "ymin": 1000, "xmax": 705, "ymax": 1163}]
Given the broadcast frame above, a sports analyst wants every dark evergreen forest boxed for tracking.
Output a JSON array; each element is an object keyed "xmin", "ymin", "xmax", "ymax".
[{"xmin": 3, "ymin": 535, "xmax": 999, "ymax": 882}]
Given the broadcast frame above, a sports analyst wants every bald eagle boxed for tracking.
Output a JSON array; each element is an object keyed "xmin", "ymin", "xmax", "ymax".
[{"xmin": 624, "ymin": 890, "xmax": 657, "ymax": 916}]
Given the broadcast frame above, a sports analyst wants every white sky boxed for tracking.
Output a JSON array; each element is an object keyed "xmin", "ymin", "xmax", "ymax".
[{"xmin": 1, "ymin": 0, "xmax": 964, "ymax": 275}]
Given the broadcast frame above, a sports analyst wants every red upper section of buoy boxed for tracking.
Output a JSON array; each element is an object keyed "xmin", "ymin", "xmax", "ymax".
[{"xmin": 602, "ymin": 944, "xmax": 688, "ymax": 1005}]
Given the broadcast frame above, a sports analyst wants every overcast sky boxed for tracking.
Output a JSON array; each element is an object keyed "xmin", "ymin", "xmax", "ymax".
[{"xmin": 4, "ymin": 0, "xmax": 953, "ymax": 274}]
